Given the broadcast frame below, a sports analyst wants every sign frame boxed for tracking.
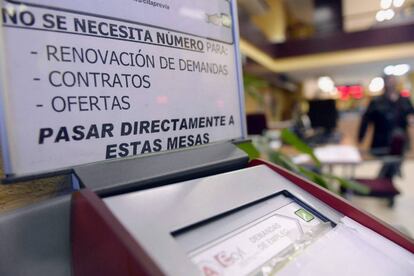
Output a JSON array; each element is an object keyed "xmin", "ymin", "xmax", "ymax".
[{"xmin": 0, "ymin": 0, "xmax": 247, "ymax": 179}]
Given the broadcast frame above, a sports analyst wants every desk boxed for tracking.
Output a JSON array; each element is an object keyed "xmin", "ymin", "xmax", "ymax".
[
  {"xmin": 315, "ymin": 145, "xmax": 362, "ymax": 177},
  {"xmin": 291, "ymin": 145, "xmax": 362, "ymax": 178}
]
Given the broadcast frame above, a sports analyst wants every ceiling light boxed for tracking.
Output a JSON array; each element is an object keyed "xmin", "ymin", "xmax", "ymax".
[
  {"xmin": 376, "ymin": 10, "xmax": 385, "ymax": 22},
  {"xmin": 393, "ymin": 0, "xmax": 405, "ymax": 8},
  {"xmin": 369, "ymin": 77, "xmax": 384, "ymax": 92},
  {"xmin": 318, "ymin": 76, "xmax": 335, "ymax": 93},
  {"xmin": 381, "ymin": 0, "xmax": 393, "ymax": 9},
  {"xmin": 393, "ymin": 64, "xmax": 410, "ymax": 76},
  {"xmin": 384, "ymin": 65, "xmax": 395, "ymax": 75},
  {"xmin": 384, "ymin": 64, "xmax": 410, "ymax": 76},
  {"xmin": 376, "ymin": 9, "xmax": 395, "ymax": 22},
  {"xmin": 384, "ymin": 9, "xmax": 395, "ymax": 20}
]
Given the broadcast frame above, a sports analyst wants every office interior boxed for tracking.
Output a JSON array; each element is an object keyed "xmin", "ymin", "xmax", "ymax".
[
  {"xmin": 239, "ymin": 0, "xmax": 414, "ymax": 237},
  {"xmin": 1, "ymin": 0, "xmax": 414, "ymax": 258}
]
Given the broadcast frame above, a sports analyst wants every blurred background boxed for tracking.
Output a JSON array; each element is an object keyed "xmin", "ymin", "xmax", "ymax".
[{"xmin": 238, "ymin": 0, "xmax": 414, "ymax": 237}]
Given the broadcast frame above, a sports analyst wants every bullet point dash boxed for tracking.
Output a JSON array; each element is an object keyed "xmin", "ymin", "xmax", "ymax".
[
  {"xmin": 33, "ymin": 78, "xmax": 40, "ymax": 81},
  {"xmin": 30, "ymin": 51, "xmax": 38, "ymax": 54},
  {"xmin": 36, "ymin": 104, "xmax": 43, "ymax": 107}
]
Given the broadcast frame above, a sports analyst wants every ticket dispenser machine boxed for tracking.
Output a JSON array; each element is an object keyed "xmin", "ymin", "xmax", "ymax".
[
  {"xmin": 71, "ymin": 159, "xmax": 414, "ymax": 276},
  {"xmin": 0, "ymin": 0, "xmax": 414, "ymax": 276}
]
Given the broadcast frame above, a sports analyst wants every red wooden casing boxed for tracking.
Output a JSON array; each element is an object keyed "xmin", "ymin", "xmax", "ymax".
[{"xmin": 71, "ymin": 189, "xmax": 163, "ymax": 276}]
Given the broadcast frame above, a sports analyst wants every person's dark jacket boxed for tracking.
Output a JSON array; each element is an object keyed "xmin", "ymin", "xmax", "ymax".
[{"xmin": 358, "ymin": 95, "xmax": 414, "ymax": 156}]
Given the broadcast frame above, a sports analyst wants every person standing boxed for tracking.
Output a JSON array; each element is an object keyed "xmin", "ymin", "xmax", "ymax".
[
  {"xmin": 358, "ymin": 75, "xmax": 414, "ymax": 177},
  {"xmin": 359, "ymin": 75, "xmax": 414, "ymax": 155}
]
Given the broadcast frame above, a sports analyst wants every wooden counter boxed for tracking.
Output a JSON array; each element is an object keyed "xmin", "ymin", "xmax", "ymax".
[{"xmin": 0, "ymin": 153, "xmax": 72, "ymax": 214}]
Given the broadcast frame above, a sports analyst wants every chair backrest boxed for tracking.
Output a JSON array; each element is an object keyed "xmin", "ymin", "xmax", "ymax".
[{"xmin": 0, "ymin": 195, "xmax": 72, "ymax": 276}]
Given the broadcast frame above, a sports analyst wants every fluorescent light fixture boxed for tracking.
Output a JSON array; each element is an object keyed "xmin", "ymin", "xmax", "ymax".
[
  {"xmin": 393, "ymin": 0, "xmax": 405, "ymax": 8},
  {"xmin": 384, "ymin": 64, "xmax": 410, "ymax": 76},
  {"xmin": 381, "ymin": 0, "xmax": 393, "ymax": 9},
  {"xmin": 318, "ymin": 76, "xmax": 335, "ymax": 93},
  {"xmin": 369, "ymin": 77, "xmax": 384, "ymax": 92}
]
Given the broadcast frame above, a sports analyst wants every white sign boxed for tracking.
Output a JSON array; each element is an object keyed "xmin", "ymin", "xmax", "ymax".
[
  {"xmin": 189, "ymin": 202, "xmax": 324, "ymax": 276},
  {"xmin": 0, "ymin": 0, "xmax": 245, "ymax": 176}
]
